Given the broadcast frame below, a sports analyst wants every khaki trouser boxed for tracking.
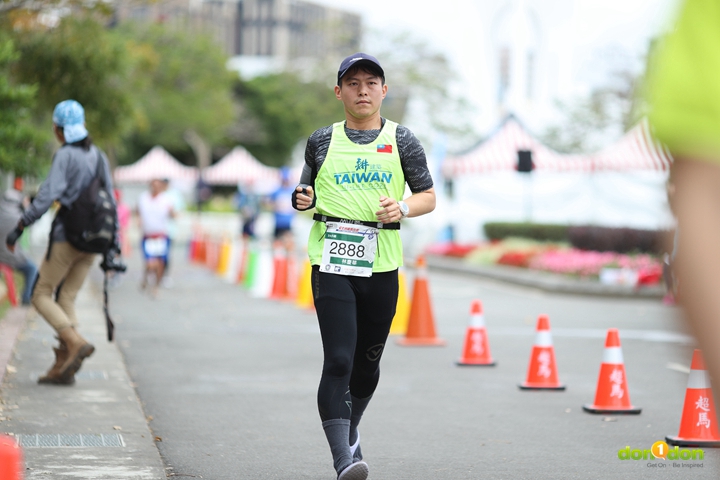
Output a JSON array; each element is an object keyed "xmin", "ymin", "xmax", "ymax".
[{"xmin": 32, "ymin": 242, "xmax": 96, "ymax": 333}]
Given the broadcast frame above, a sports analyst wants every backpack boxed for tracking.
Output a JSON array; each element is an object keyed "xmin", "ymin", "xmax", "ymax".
[{"xmin": 60, "ymin": 147, "xmax": 117, "ymax": 253}]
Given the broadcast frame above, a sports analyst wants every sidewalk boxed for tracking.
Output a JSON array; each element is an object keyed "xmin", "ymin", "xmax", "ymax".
[
  {"xmin": 0, "ymin": 270, "xmax": 166, "ymax": 479},
  {"xmin": 425, "ymin": 254, "xmax": 666, "ymax": 298}
]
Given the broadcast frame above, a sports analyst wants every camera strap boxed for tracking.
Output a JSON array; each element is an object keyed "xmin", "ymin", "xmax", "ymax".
[{"xmin": 103, "ymin": 272, "xmax": 115, "ymax": 342}]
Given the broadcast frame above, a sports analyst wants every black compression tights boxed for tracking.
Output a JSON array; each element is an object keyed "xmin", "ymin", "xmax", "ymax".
[{"xmin": 312, "ymin": 266, "xmax": 398, "ymax": 421}]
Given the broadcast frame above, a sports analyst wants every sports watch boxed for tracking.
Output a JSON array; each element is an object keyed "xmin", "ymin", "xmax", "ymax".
[{"xmin": 398, "ymin": 201, "xmax": 409, "ymax": 218}]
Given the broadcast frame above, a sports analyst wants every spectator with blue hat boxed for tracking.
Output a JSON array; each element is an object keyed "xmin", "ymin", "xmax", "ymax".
[{"xmin": 5, "ymin": 99, "xmax": 118, "ymax": 385}]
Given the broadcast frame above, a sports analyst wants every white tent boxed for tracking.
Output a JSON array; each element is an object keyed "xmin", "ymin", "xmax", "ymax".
[
  {"xmin": 441, "ymin": 117, "xmax": 674, "ymax": 243},
  {"xmin": 202, "ymin": 146, "xmax": 282, "ymax": 194},
  {"xmin": 114, "ymin": 146, "xmax": 199, "ymax": 184}
]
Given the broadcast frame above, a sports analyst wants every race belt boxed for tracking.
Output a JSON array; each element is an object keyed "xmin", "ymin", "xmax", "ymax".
[{"xmin": 313, "ymin": 213, "xmax": 400, "ymax": 230}]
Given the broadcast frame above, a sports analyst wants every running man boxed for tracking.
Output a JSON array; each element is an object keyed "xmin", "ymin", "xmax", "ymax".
[
  {"xmin": 648, "ymin": 0, "xmax": 720, "ymax": 410},
  {"xmin": 293, "ymin": 53, "xmax": 435, "ymax": 480},
  {"xmin": 137, "ymin": 178, "xmax": 175, "ymax": 297}
]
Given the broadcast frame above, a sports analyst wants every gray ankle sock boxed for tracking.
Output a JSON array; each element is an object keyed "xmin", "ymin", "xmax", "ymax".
[
  {"xmin": 322, "ymin": 419, "xmax": 352, "ymax": 474},
  {"xmin": 349, "ymin": 394, "xmax": 372, "ymax": 445}
]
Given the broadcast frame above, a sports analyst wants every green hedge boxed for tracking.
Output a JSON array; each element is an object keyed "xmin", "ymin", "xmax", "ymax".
[
  {"xmin": 483, "ymin": 222, "xmax": 671, "ymax": 254},
  {"xmin": 483, "ymin": 222, "xmax": 569, "ymax": 242}
]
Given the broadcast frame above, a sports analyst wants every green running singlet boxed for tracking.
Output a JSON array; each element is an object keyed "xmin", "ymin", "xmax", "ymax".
[{"xmin": 308, "ymin": 120, "xmax": 405, "ymax": 273}]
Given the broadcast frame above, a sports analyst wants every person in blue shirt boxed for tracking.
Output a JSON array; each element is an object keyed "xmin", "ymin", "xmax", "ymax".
[{"xmin": 269, "ymin": 169, "xmax": 297, "ymax": 246}]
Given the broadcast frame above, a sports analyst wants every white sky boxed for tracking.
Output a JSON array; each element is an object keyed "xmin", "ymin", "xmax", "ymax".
[{"xmin": 312, "ymin": 0, "xmax": 682, "ymax": 137}]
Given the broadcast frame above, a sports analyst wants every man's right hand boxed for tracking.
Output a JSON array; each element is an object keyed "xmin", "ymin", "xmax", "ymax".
[{"xmin": 294, "ymin": 185, "xmax": 315, "ymax": 210}]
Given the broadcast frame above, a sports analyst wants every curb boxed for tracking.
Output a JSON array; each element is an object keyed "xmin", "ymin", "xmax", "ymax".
[{"xmin": 425, "ymin": 254, "xmax": 665, "ymax": 299}]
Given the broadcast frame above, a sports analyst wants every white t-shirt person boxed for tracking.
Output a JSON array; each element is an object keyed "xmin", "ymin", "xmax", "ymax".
[{"xmin": 138, "ymin": 188, "xmax": 174, "ymax": 236}]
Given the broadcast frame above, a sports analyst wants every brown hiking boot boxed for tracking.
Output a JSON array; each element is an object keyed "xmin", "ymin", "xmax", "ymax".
[
  {"xmin": 57, "ymin": 327, "xmax": 95, "ymax": 382},
  {"xmin": 38, "ymin": 339, "xmax": 75, "ymax": 385}
]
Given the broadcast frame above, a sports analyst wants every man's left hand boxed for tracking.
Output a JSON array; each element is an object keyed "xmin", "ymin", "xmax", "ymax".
[
  {"xmin": 6, "ymin": 223, "xmax": 24, "ymax": 253},
  {"xmin": 376, "ymin": 196, "xmax": 401, "ymax": 223}
]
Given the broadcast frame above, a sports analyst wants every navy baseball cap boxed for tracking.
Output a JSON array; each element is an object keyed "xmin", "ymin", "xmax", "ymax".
[{"xmin": 337, "ymin": 53, "xmax": 384, "ymax": 85}]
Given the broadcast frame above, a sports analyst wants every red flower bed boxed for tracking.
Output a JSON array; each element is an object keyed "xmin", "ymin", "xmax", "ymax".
[{"xmin": 497, "ymin": 250, "xmax": 536, "ymax": 267}]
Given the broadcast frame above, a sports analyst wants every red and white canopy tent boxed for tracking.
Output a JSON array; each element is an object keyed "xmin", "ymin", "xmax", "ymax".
[
  {"xmin": 442, "ymin": 117, "xmax": 671, "ymax": 178},
  {"xmin": 113, "ymin": 146, "xmax": 199, "ymax": 184},
  {"xmin": 202, "ymin": 146, "xmax": 282, "ymax": 193},
  {"xmin": 439, "ymin": 116, "xmax": 675, "ymax": 242}
]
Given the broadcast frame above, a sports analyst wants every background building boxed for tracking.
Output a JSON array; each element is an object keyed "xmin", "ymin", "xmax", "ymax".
[{"xmin": 115, "ymin": 0, "xmax": 361, "ymax": 61}]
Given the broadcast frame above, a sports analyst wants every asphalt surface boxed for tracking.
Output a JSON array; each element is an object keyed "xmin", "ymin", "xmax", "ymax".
[
  {"xmin": 109, "ymin": 248, "xmax": 716, "ymax": 479},
  {"xmin": 0, "ymin": 243, "xmax": 716, "ymax": 479}
]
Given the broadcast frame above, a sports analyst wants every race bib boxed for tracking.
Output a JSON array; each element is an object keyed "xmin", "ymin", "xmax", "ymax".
[
  {"xmin": 144, "ymin": 237, "xmax": 168, "ymax": 257},
  {"xmin": 320, "ymin": 222, "xmax": 378, "ymax": 277}
]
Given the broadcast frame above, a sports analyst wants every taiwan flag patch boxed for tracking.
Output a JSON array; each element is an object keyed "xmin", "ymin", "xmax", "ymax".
[{"xmin": 377, "ymin": 144, "xmax": 393, "ymax": 153}]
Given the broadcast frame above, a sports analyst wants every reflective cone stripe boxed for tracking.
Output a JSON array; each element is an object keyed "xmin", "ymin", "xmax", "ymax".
[
  {"xmin": 583, "ymin": 329, "xmax": 641, "ymax": 414},
  {"xmin": 519, "ymin": 315, "xmax": 565, "ymax": 390},
  {"xmin": 667, "ymin": 350, "xmax": 720, "ymax": 447},
  {"xmin": 396, "ymin": 256, "xmax": 446, "ymax": 346},
  {"xmin": 457, "ymin": 300, "xmax": 495, "ymax": 366},
  {"xmin": 389, "ymin": 268, "xmax": 410, "ymax": 335}
]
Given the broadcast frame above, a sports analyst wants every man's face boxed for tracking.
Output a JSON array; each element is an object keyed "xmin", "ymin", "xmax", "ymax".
[
  {"xmin": 150, "ymin": 180, "xmax": 162, "ymax": 195},
  {"xmin": 335, "ymin": 69, "xmax": 388, "ymax": 120}
]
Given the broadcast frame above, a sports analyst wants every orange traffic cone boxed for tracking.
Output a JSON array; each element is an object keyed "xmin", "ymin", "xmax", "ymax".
[
  {"xmin": 0, "ymin": 434, "xmax": 23, "ymax": 480},
  {"xmin": 196, "ymin": 234, "xmax": 207, "ymax": 264},
  {"xmin": 0, "ymin": 265, "xmax": 18, "ymax": 307},
  {"xmin": 206, "ymin": 239, "xmax": 220, "ymax": 271},
  {"xmin": 396, "ymin": 255, "xmax": 445, "ymax": 347},
  {"xmin": 236, "ymin": 240, "xmax": 250, "ymax": 284},
  {"xmin": 666, "ymin": 349, "xmax": 720, "ymax": 447},
  {"xmin": 519, "ymin": 314, "xmax": 565, "ymax": 390},
  {"xmin": 456, "ymin": 300, "xmax": 495, "ymax": 366},
  {"xmin": 189, "ymin": 230, "xmax": 198, "ymax": 261},
  {"xmin": 270, "ymin": 243, "xmax": 289, "ymax": 300},
  {"xmin": 583, "ymin": 329, "xmax": 641, "ymax": 414}
]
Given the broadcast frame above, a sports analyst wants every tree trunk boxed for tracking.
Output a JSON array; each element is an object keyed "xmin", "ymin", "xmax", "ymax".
[{"xmin": 183, "ymin": 129, "xmax": 211, "ymax": 170}]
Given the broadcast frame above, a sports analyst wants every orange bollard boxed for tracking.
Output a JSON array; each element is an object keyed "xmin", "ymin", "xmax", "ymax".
[
  {"xmin": 295, "ymin": 258, "xmax": 314, "ymax": 310},
  {"xmin": 188, "ymin": 230, "xmax": 198, "ymax": 262},
  {"xmin": 396, "ymin": 255, "xmax": 445, "ymax": 347},
  {"xmin": 206, "ymin": 239, "xmax": 219, "ymax": 270},
  {"xmin": 0, "ymin": 264, "xmax": 18, "ymax": 307},
  {"xmin": 196, "ymin": 234, "xmax": 207, "ymax": 264},
  {"xmin": 456, "ymin": 300, "xmax": 495, "ymax": 366},
  {"xmin": 236, "ymin": 240, "xmax": 250, "ymax": 284},
  {"xmin": 270, "ymin": 243, "xmax": 289, "ymax": 300},
  {"xmin": 0, "ymin": 434, "xmax": 23, "ymax": 480},
  {"xmin": 519, "ymin": 315, "xmax": 565, "ymax": 390},
  {"xmin": 389, "ymin": 268, "xmax": 410, "ymax": 336},
  {"xmin": 583, "ymin": 329, "xmax": 641, "ymax": 414},
  {"xmin": 666, "ymin": 350, "xmax": 720, "ymax": 447}
]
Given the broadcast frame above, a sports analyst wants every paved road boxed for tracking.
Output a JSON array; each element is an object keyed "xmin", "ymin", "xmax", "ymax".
[{"xmin": 112, "ymin": 248, "xmax": 718, "ymax": 479}]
